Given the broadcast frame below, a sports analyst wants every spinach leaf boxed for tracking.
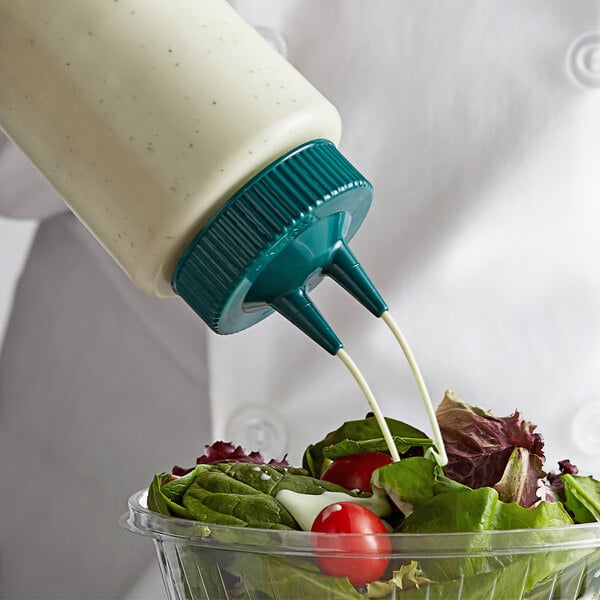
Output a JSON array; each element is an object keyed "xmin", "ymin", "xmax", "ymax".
[
  {"xmin": 323, "ymin": 437, "xmax": 434, "ymax": 461},
  {"xmin": 149, "ymin": 462, "xmax": 363, "ymax": 529},
  {"xmin": 182, "ymin": 471, "xmax": 298, "ymax": 529},
  {"xmin": 148, "ymin": 469, "xmax": 198, "ymax": 519},
  {"xmin": 562, "ymin": 474, "xmax": 600, "ymax": 523},
  {"xmin": 303, "ymin": 416, "xmax": 432, "ymax": 477}
]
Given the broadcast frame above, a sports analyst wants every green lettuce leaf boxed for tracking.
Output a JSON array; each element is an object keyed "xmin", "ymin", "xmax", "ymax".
[
  {"xmin": 372, "ymin": 456, "xmax": 469, "ymax": 516},
  {"xmin": 303, "ymin": 416, "xmax": 432, "ymax": 478},
  {"xmin": 397, "ymin": 487, "xmax": 573, "ymax": 583},
  {"xmin": 366, "ymin": 561, "xmax": 434, "ymax": 598},
  {"xmin": 522, "ymin": 547, "xmax": 600, "ymax": 600},
  {"xmin": 368, "ymin": 547, "xmax": 596, "ymax": 600},
  {"xmin": 562, "ymin": 474, "xmax": 600, "ymax": 523},
  {"xmin": 239, "ymin": 553, "xmax": 363, "ymax": 599},
  {"xmin": 398, "ymin": 487, "xmax": 573, "ymax": 535}
]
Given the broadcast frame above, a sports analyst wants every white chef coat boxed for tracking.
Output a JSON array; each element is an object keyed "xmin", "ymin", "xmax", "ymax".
[{"xmin": 1, "ymin": 2, "xmax": 599, "ymax": 598}]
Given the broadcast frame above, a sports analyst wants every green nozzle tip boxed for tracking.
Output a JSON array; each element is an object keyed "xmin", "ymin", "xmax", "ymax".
[
  {"xmin": 270, "ymin": 288, "xmax": 342, "ymax": 355},
  {"xmin": 324, "ymin": 242, "xmax": 388, "ymax": 317}
]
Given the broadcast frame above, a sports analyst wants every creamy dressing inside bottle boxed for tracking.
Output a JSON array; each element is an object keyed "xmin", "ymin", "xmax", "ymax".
[{"xmin": 0, "ymin": 0, "xmax": 341, "ymax": 296}]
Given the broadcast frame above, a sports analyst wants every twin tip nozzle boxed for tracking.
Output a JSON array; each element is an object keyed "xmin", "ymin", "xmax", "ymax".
[{"xmin": 268, "ymin": 242, "xmax": 387, "ymax": 354}]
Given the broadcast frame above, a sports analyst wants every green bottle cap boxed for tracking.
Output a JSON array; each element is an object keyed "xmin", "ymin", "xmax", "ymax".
[{"xmin": 172, "ymin": 139, "xmax": 387, "ymax": 354}]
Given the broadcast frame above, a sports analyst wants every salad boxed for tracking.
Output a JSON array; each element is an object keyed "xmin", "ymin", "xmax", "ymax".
[{"xmin": 147, "ymin": 391, "xmax": 600, "ymax": 599}]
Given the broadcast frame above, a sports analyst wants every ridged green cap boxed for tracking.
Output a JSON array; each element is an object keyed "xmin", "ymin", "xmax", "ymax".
[{"xmin": 172, "ymin": 139, "xmax": 386, "ymax": 354}]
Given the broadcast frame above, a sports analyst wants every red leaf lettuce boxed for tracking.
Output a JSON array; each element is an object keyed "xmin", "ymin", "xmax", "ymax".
[
  {"xmin": 436, "ymin": 391, "xmax": 545, "ymax": 506},
  {"xmin": 173, "ymin": 441, "xmax": 289, "ymax": 476}
]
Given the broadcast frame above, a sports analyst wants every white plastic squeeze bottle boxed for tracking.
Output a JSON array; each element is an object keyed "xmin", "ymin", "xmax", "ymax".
[
  {"xmin": 0, "ymin": 0, "xmax": 449, "ymax": 465},
  {"xmin": 0, "ymin": 0, "xmax": 389, "ymax": 353}
]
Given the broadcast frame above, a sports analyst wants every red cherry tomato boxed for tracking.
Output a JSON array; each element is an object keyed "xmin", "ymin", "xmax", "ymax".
[
  {"xmin": 320, "ymin": 451, "xmax": 393, "ymax": 492},
  {"xmin": 310, "ymin": 502, "xmax": 391, "ymax": 587}
]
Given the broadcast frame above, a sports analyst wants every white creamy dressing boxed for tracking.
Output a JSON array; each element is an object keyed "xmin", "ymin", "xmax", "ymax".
[
  {"xmin": 275, "ymin": 489, "xmax": 393, "ymax": 533},
  {"xmin": 381, "ymin": 311, "xmax": 448, "ymax": 467},
  {"xmin": 336, "ymin": 310, "xmax": 447, "ymax": 468},
  {"xmin": 336, "ymin": 348, "xmax": 401, "ymax": 462}
]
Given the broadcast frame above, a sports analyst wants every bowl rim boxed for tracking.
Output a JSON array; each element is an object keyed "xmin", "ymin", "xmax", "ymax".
[{"xmin": 120, "ymin": 489, "xmax": 600, "ymax": 558}]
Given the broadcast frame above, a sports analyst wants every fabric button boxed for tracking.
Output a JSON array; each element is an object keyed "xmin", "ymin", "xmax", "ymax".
[
  {"xmin": 567, "ymin": 31, "xmax": 600, "ymax": 89},
  {"xmin": 225, "ymin": 405, "xmax": 288, "ymax": 458},
  {"xmin": 571, "ymin": 400, "xmax": 600, "ymax": 455},
  {"xmin": 255, "ymin": 26, "xmax": 288, "ymax": 58}
]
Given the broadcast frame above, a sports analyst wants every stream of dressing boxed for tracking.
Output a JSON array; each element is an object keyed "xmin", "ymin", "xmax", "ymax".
[{"xmin": 336, "ymin": 310, "xmax": 448, "ymax": 467}]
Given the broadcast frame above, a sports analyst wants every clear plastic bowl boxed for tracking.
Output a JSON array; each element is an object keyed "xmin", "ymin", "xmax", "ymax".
[{"xmin": 121, "ymin": 489, "xmax": 600, "ymax": 600}]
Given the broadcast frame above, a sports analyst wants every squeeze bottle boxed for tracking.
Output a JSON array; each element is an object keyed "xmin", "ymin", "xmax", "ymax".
[{"xmin": 0, "ymin": 0, "xmax": 387, "ymax": 353}]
